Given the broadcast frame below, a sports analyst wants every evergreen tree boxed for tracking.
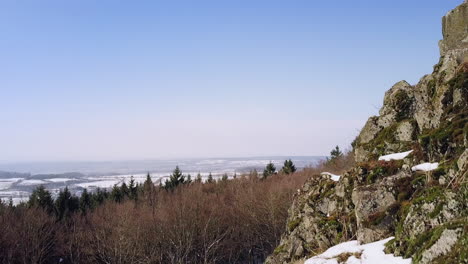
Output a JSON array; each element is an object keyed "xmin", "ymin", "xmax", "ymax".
[
  {"xmin": 186, "ymin": 174, "xmax": 192, "ymax": 184},
  {"xmin": 121, "ymin": 182, "xmax": 130, "ymax": 198},
  {"xmin": 221, "ymin": 173, "xmax": 228, "ymax": 181},
  {"xmin": 28, "ymin": 185, "xmax": 55, "ymax": 214},
  {"xmin": 164, "ymin": 166, "xmax": 186, "ymax": 190},
  {"xmin": 143, "ymin": 173, "xmax": 154, "ymax": 194},
  {"xmin": 281, "ymin": 159, "xmax": 297, "ymax": 174},
  {"xmin": 233, "ymin": 172, "xmax": 237, "ymax": 179},
  {"xmin": 263, "ymin": 162, "xmax": 276, "ymax": 179},
  {"xmin": 329, "ymin": 145, "xmax": 343, "ymax": 162},
  {"xmin": 128, "ymin": 176, "xmax": 138, "ymax": 200},
  {"xmin": 207, "ymin": 172, "xmax": 214, "ymax": 183},
  {"xmin": 79, "ymin": 189, "xmax": 92, "ymax": 214},
  {"xmin": 93, "ymin": 188, "xmax": 108, "ymax": 205},
  {"xmin": 55, "ymin": 187, "xmax": 79, "ymax": 219},
  {"xmin": 111, "ymin": 184, "xmax": 124, "ymax": 203},
  {"xmin": 195, "ymin": 173, "xmax": 202, "ymax": 183}
]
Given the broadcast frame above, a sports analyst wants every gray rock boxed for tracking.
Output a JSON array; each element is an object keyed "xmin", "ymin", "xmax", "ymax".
[
  {"xmin": 439, "ymin": 1, "xmax": 468, "ymax": 56},
  {"xmin": 420, "ymin": 228, "xmax": 462, "ymax": 264},
  {"xmin": 396, "ymin": 120, "xmax": 416, "ymax": 142}
]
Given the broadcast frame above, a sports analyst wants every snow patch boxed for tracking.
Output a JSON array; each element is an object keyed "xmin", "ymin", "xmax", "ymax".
[
  {"xmin": 378, "ymin": 150, "xmax": 413, "ymax": 161},
  {"xmin": 304, "ymin": 237, "xmax": 411, "ymax": 264},
  {"xmin": 18, "ymin": 179, "xmax": 47, "ymax": 186},
  {"xmin": 321, "ymin": 172, "xmax": 341, "ymax": 182},
  {"xmin": 411, "ymin": 162, "xmax": 439, "ymax": 172}
]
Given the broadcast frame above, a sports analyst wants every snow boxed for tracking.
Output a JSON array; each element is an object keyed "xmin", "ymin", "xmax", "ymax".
[
  {"xmin": 46, "ymin": 178, "xmax": 77, "ymax": 183},
  {"xmin": 75, "ymin": 179, "xmax": 123, "ymax": 189},
  {"xmin": 321, "ymin": 172, "xmax": 341, "ymax": 182},
  {"xmin": 411, "ymin": 162, "xmax": 439, "ymax": 172},
  {"xmin": 0, "ymin": 197, "xmax": 29, "ymax": 206},
  {"xmin": 304, "ymin": 237, "xmax": 411, "ymax": 264},
  {"xmin": 18, "ymin": 179, "xmax": 47, "ymax": 185},
  {"xmin": 0, "ymin": 178, "xmax": 23, "ymax": 190},
  {"xmin": 378, "ymin": 150, "xmax": 413, "ymax": 161}
]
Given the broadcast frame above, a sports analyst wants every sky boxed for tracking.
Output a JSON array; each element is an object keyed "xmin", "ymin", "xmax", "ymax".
[{"xmin": 0, "ymin": 0, "xmax": 462, "ymax": 162}]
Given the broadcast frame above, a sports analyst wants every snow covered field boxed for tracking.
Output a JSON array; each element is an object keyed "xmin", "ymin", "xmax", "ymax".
[{"xmin": 0, "ymin": 156, "xmax": 323, "ymax": 204}]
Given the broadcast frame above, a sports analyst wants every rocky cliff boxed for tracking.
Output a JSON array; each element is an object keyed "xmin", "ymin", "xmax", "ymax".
[{"xmin": 266, "ymin": 1, "xmax": 467, "ymax": 264}]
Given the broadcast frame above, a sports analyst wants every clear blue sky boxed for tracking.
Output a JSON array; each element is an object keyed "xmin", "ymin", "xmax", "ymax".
[{"xmin": 0, "ymin": 0, "xmax": 462, "ymax": 162}]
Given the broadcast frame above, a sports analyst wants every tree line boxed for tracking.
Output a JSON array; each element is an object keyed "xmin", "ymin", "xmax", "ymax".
[{"xmin": 0, "ymin": 149, "xmax": 353, "ymax": 264}]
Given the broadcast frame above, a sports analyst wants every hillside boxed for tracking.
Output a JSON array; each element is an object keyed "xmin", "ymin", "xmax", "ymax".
[{"xmin": 266, "ymin": 1, "xmax": 468, "ymax": 264}]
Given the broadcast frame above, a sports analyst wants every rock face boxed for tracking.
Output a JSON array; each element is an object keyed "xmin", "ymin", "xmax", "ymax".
[
  {"xmin": 439, "ymin": 0, "xmax": 468, "ymax": 56},
  {"xmin": 266, "ymin": 2, "xmax": 468, "ymax": 264}
]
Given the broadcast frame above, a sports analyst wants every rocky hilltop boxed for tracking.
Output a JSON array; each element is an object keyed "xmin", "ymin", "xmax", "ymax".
[{"xmin": 266, "ymin": 1, "xmax": 467, "ymax": 264}]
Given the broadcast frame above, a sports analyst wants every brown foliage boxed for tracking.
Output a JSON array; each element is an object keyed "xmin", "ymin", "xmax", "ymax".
[{"xmin": 0, "ymin": 155, "xmax": 356, "ymax": 263}]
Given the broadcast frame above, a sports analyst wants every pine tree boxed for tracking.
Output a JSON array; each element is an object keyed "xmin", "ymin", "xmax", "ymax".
[
  {"xmin": 186, "ymin": 174, "xmax": 192, "ymax": 184},
  {"xmin": 329, "ymin": 145, "xmax": 343, "ymax": 162},
  {"xmin": 28, "ymin": 185, "xmax": 55, "ymax": 214},
  {"xmin": 143, "ymin": 173, "xmax": 154, "ymax": 194},
  {"xmin": 79, "ymin": 189, "xmax": 92, "ymax": 214},
  {"xmin": 207, "ymin": 172, "xmax": 214, "ymax": 183},
  {"xmin": 221, "ymin": 173, "xmax": 228, "ymax": 181},
  {"xmin": 93, "ymin": 188, "xmax": 108, "ymax": 205},
  {"xmin": 281, "ymin": 159, "xmax": 297, "ymax": 174},
  {"xmin": 129, "ymin": 176, "xmax": 138, "ymax": 200},
  {"xmin": 55, "ymin": 187, "xmax": 79, "ymax": 219},
  {"xmin": 121, "ymin": 182, "xmax": 130, "ymax": 198},
  {"xmin": 233, "ymin": 172, "xmax": 237, "ymax": 179},
  {"xmin": 164, "ymin": 166, "xmax": 186, "ymax": 190},
  {"xmin": 195, "ymin": 173, "xmax": 202, "ymax": 183},
  {"xmin": 263, "ymin": 162, "xmax": 276, "ymax": 179},
  {"xmin": 111, "ymin": 184, "xmax": 124, "ymax": 203}
]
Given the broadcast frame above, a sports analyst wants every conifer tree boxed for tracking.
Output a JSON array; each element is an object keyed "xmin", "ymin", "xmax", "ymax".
[
  {"xmin": 111, "ymin": 184, "xmax": 124, "ymax": 203},
  {"xmin": 129, "ymin": 176, "xmax": 138, "ymax": 200},
  {"xmin": 186, "ymin": 174, "xmax": 192, "ymax": 184},
  {"xmin": 221, "ymin": 173, "xmax": 228, "ymax": 181},
  {"xmin": 263, "ymin": 162, "xmax": 276, "ymax": 179},
  {"xmin": 143, "ymin": 173, "xmax": 154, "ymax": 194},
  {"xmin": 195, "ymin": 173, "xmax": 202, "ymax": 183},
  {"xmin": 207, "ymin": 172, "xmax": 214, "ymax": 183},
  {"xmin": 281, "ymin": 159, "xmax": 297, "ymax": 174},
  {"xmin": 8, "ymin": 197, "xmax": 13, "ymax": 208},
  {"xmin": 329, "ymin": 145, "xmax": 343, "ymax": 162},
  {"xmin": 29, "ymin": 185, "xmax": 55, "ymax": 214},
  {"xmin": 121, "ymin": 182, "xmax": 130, "ymax": 198},
  {"xmin": 79, "ymin": 189, "xmax": 92, "ymax": 214},
  {"xmin": 93, "ymin": 188, "xmax": 108, "ymax": 205},
  {"xmin": 164, "ymin": 166, "xmax": 186, "ymax": 190},
  {"xmin": 55, "ymin": 187, "xmax": 79, "ymax": 219}
]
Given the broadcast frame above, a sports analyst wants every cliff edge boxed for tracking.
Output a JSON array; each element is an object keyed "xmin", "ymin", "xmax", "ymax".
[{"xmin": 266, "ymin": 1, "xmax": 467, "ymax": 263}]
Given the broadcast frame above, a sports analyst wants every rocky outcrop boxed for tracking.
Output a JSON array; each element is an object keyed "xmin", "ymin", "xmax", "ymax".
[
  {"xmin": 266, "ymin": 1, "xmax": 468, "ymax": 263},
  {"xmin": 439, "ymin": 0, "xmax": 468, "ymax": 56}
]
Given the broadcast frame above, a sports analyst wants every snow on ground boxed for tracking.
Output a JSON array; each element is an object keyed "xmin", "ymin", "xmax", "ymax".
[
  {"xmin": 46, "ymin": 178, "xmax": 77, "ymax": 183},
  {"xmin": 75, "ymin": 179, "xmax": 123, "ymax": 189},
  {"xmin": 411, "ymin": 162, "xmax": 439, "ymax": 172},
  {"xmin": 0, "ymin": 197, "xmax": 29, "ymax": 206},
  {"xmin": 304, "ymin": 237, "xmax": 411, "ymax": 264},
  {"xmin": 378, "ymin": 150, "xmax": 413, "ymax": 161},
  {"xmin": 18, "ymin": 179, "xmax": 47, "ymax": 185},
  {"xmin": 0, "ymin": 178, "xmax": 23, "ymax": 190},
  {"xmin": 321, "ymin": 172, "xmax": 341, "ymax": 182}
]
